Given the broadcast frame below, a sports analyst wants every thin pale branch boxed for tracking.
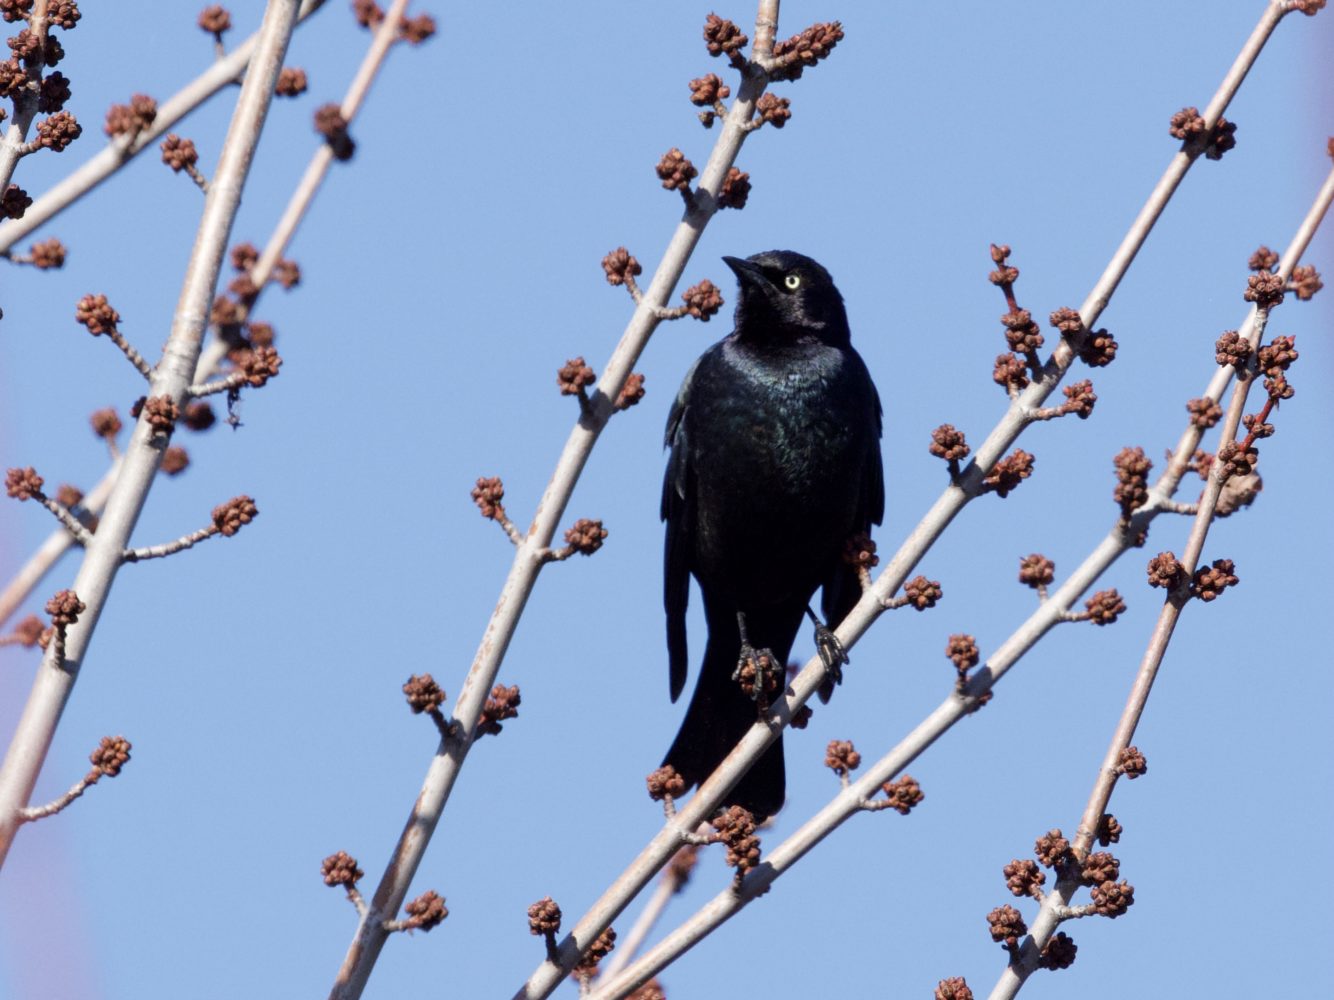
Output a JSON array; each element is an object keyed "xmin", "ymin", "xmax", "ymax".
[
  {"xmin": 17, "ymin": 768, "xmax": 97, "ymax": 822},
  {"xmin": 34, "ymin": 496, "xmax": 93, "ymax": 547},
  {"xmin": 122, "ymin": 525, "xmax": 217, "ymax": 563}
]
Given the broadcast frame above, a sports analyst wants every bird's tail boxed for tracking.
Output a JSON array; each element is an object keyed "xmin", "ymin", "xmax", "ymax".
[{"xmin": 663, "ymin": 602, "xmax": 801, "ymax": 820}]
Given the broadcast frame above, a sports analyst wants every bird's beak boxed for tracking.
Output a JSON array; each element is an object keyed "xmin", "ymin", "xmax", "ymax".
[{"xmin": 722, "ymin": 255, "xmax": 767, "ymax": 292}]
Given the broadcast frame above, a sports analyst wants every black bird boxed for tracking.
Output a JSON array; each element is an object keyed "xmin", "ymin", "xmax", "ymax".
[{"xmin": 661, "ymin": 250, "xmax": 883, "ymax": 820}]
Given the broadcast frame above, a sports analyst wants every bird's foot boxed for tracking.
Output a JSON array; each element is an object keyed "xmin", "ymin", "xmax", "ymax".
[
  {"xmin": 733, "ymin": 642, "xmax": 781, "ymax": 709},
  {"xmin": 813, "ymin": 622, "xmax": 848, "ymax": 688}
]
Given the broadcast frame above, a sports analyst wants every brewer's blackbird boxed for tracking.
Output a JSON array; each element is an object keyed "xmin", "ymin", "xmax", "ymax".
[{"xmin": 661, "ymin": 250, "xmax": 884, "ymax": 819}]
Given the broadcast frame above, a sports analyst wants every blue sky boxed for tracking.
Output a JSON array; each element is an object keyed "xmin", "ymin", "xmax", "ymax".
[{"xmin": 2, "ymin": 3, "xmax": 1331, "ymax": 998}]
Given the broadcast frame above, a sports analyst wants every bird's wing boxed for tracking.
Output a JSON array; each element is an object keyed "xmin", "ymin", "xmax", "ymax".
[
  {"xmin": 662, "ymin": 358, "xmax": 700, "ymax": 702},
  {"xmin": 865, "ymin": 378, "xmax": 885, "ymax": 527},
  {"xmin": 821, "ymin": 369, "xmax": 885, "ymax": 640}
]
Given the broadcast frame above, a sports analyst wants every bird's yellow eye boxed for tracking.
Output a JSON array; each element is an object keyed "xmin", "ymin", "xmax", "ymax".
[{"xmin": 784, "ymin": 274, "xmax": 801, "ymax": 290}]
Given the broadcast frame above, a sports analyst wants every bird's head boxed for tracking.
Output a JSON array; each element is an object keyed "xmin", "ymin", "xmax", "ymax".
[{"xmin": 722, "ymin": 250, "xmax": 850, "ymax": 345}]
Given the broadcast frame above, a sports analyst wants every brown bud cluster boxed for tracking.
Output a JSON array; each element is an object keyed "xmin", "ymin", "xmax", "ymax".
[
  {"xmin": 351, "ymin": 0, "xmax": 382, "ymax": 28},
  {"xmin": 1289, "ymin": 264, "xmax": 1323, "ymax": 301},
  {"xmin": 0, "ymin": 0, "xmax": 35, "ymax": 25},
  {"xmin": 1002, "ymin": 308, "xmax": 1043, "ymax": 355},
  {"xmin": 616, "ymin": 373, "xmax": 646, "ymax": 410},
  {"xmin": 1215, "ymin": 330, "xmax": 1250, "ymax": 371},
  {"xmin": 11, "ymin": 615, "xmax": 44, "ymax": 647},
  {"xmin": 276, "ymin": 66, "xmax": 307, "ymax": 97},
  {"xmin": 198, "ymin": 4, "xmax": 231, "ymax": 34},
  {"xmin": 1090, "ymin": 880, "xmax": 1135, "ymax": 917},
  {"xmin": 1076, "ymin": 328, "xmax": 1118, "ymax": 367},
  {"xmin": 982, "ymin": 450, "xmax": 1034, "ymax": 498},
  {"xmin": 184, "ymin": 401, "xmax": 216, "ymax": 431},
  {"xmin": 1003, "ymin": 858, "xmax": 1045, "ymax": 898},
  {"xmin": 824, "ymin": 739, "xmax": 860, "ymax": 776},
  {"xmin": 655, "ymin": 147, "xmax": 697, "ymax": 191},
  {"xmin": 401, "ymin": 891, "xmax": 448, "ymax": 931},
  {"xmin": 572, "ymin": 927, "xmax": 616, "ymax": 978},
  {"xmin": 90, "ymin": 407, "xmax": 123, "ymax": 438},
  {"xmin": 688, "ymin": 72, "xmax": 729, "ymax": 106},
  {"xmin": 527, "ymin": 897, "xmax": 561, "ymax": 936},
  {"xmin": 321, "ymin": 851, "xmax": 363, "ymax": 887},
  {"xmin": 1186, "ymin": 397, "xmax": 1222, "ymax": 428},
  {"xmin": 212, "ymin": 495, "xmax": 258, "ymax": 536},
  {"xmin": 36, "ymin": 69, "xmax": 69, "ymax": 111},
  {"xmin": 479, "ymin": 683, "xmax": 521, "ymax": 736},
  {"xmin": 313, "ymin": 104, "xmax": 354, "ymax": 160},
  {"xmin": 45, "ymin": 589, "xmax": 84, "ymax": 627},
  {"xmin": 48, "ymin": 1, "xmax": 81, "ymax": 31},
  {"xmin": 946, "ymin": 634, "xmax": 979, "ymax": 672},
  {"xmin": 1244, "ymin": 271, "xmax": 1285, "ymax": 308},
  {"xmin": 755, "ymin": 93, "xmax": 791, "ymax": 128},
  {"xmin": 702, "ymin": 13, "xmax": 747, "ymax": 58},
  {"xmin": 1037, "ymin": 932, "xmax": 1077, "ymax": 970},
  {"xmin": 28, "ymin": 237, "xmax": 66, "ymax": 269},
  {"xmin": 556, "ymin": 357, "xmax": 595, "ymax": 396},
  {"xmin": 1049, "ymin": 307, "xmax": 1082, "ymax": 334},
  {"xmin": 842, "ymin": 531, "xmax": 878, "ymax": 570},
  {"xmin": 771, "ymin": 21, "xmax": 844, "ymax": 80},
  {"xmin": 903, "ymin": 576, "xmax": 942, "ymax": 610},
  {"xmin": 1083, "ymin": 589, "xmax": 1125, "ymax": 626},
  {"xmin": 563, "ymin": 518, "xmax": 607, "ymax": 556},
  {"xmin": 717, "ymin": 167, "xmax": 750, "ymax": 210},
  {"xmin": 1112, "ymin": 446, "xmax": 1152, "ymax": 518},
  {"xmin": 6, "ymin": 466, "xmax": 44, "ymax": 500},
  {"xmin": 1018, "ymin": 554, "xmax": 1054, "ymax": 589},
  {"xmin": 681, "ymin": 279, "xmax": 723, "ymax": 320},
  {"xmin": 1117, "ymin": 746, "xmax": 1147, "ymax": 779},
  {"xmin": 935, "ymin": 978, "xmax": 974, "ymax": 1000},
  {"xmin": 992, "ymin": 353, "xmax": 1028, "ymax": 392},
  {"xmin": 1248, "ymin": 245, "xmax": 1279, "ymax": 272},
  {"xmin": 471, "ymin": 476, "xmax": 504, "ymax": 519},
  {"xmin": 711, "ymin": 804, "xmax": 761, "ymax": 878},
  {"xmin": 1, "ymin": 183, "xmax": 30, "ymax": 220},
  {"xmin": 1192, "ymin": 558, "xmax": 1238, "ymax": 601},
  {"xmin": 142, "ymin": 395, "xmax": 179, "ymax": 434},
  {"xmin": 239, "ymin": 345, "xmax": 281, "ymax": 387},
  {"xmin": 601, "ymin": 247, "xmax": 641, "ymax": 286},
  {"xmin": 161, "ymin": 134, "xmax": 199, "ymax": 172},
  {"xmin": 645, "ymin": 764, "xmax": 685, "ymax": 802},
  {"xmin": 1256, "ymin": 335, "xmax": 1298, "ymax": 378},
  {"xmin": 36, "ymin": 110, "xmax": 80, "ymax": 151},
  {"xmin": 988, "ymin": 244, "xmax": 1017, "ymax": 285},
  {"xmin": 1096, "ymin": 814, "xmax": 1123, "ymax": 846},
  {"xmin": 89, "ymin": 735, "xmax": 131, "ymax": 777},
  {"xmin": 879, "ymin": 775, "xmax": 923, "ymax": 814},
  {"xmin": 104, "ymin": 94, "xmax": 157, "ymax": 137},
  {"xmin": 75, "ymin": 293, "xmax": 119, "ymax": 334},
  {"xmin": 402, "ymin": 673, "xmax": 444, "ymax": 714},
  {"xmin": 1034, "ymin": 829, "xmax": 1072, "ymax": 868},
  {"xmin": 1080, "ymin": 852, "xmax": 1120, "ymax": 886},
  {"xmin": 399, "ymin": 14, "xmax": 436, "ymax": 45},
  {"xmin": 929, "ymin": 424, "xmax": 969, "ymax": 463},
  {"xmin": 1205, "ymin": 117, "xmax": 1236, "ymax": 160},
  {"xmin": 1146, "ymin": 551, "xmax": 1184, "ymax": 590},
  {"xmin": 1060, "ymin": 380, "xmax": 1097, "ymax": 419},
  {"xmin": 160, "ymin": 447, "xmax": 190, "ymax": 476},
  {"xmin": 986, "ymin": 905, "xmax": 1027, "ymax": 949},
  {"xmin": 1169, "ymin": 106, "xmax": 1205, "ymax": 140}
]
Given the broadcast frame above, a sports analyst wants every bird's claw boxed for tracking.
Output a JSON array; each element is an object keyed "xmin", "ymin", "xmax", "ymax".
[
  {"xmin": 812, "ymin": 623, "xmax": 848, "ymax": 689},
  {"xmin": 733, "ymin": 642, "xmax": 780, "ymax": 709}
]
